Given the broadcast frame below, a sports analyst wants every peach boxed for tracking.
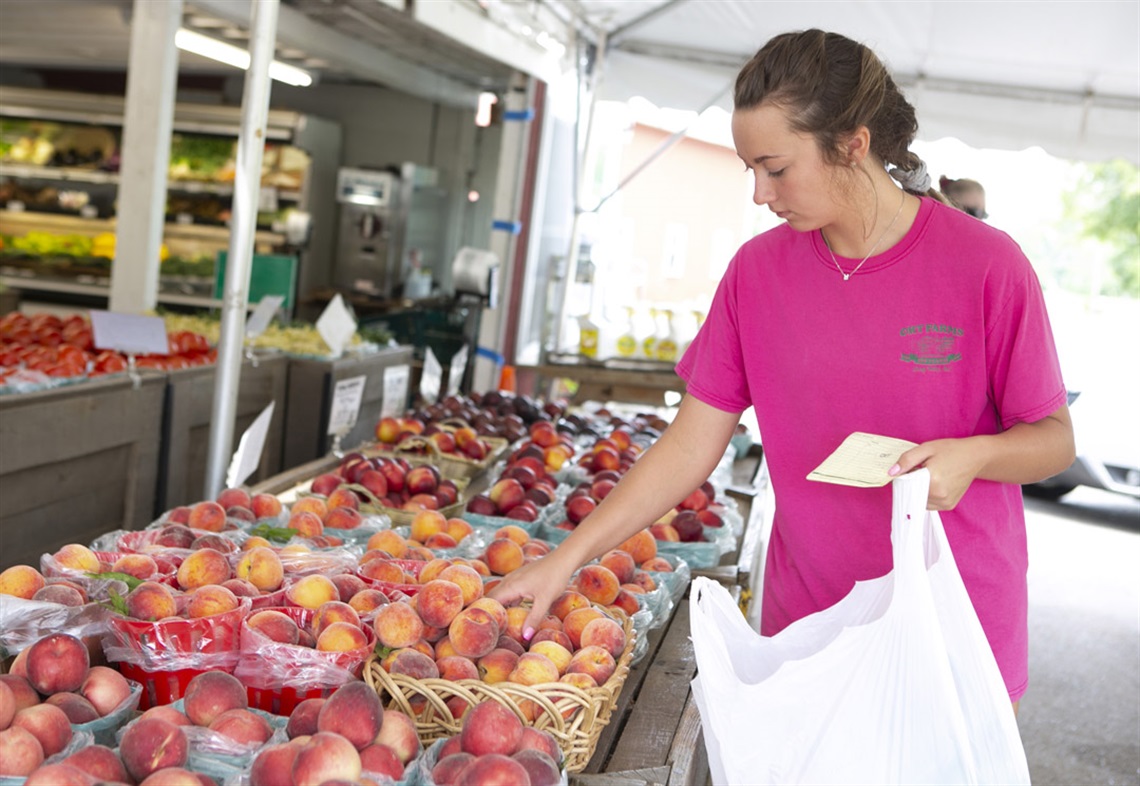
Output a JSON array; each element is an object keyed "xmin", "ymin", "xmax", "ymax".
[
  {"xmin": 359, "ymin": 742, "xmax": 404, "ymax": 780},
  {"xmin": 326, "ymin": 487, "xmax": 360, "ymax": 512},
  {"xmin": 549, "ymin": 590, "xmax": 590, "ymax": 621},
  {"xmin": 250, "ymin": 741, "xmax": 301, "ymax": 786},
  {"xmin": 459, "ymin": 701, "xmax": 524, "ymax": 756},
  {"xmin": 291, "ymin": 496, "xmax": 329, "ymax": 521},
  {"xmin": 456, "ymin": 753, "xmax": 530, "ymax": 785},
  {"xmin": 285, "ymin": 574, "xmax": 339, "ymax": 610},
  {"xmin": 217, "ymin": 487, "xmax": 252, "ymax": 510},
  {"xmin": 530, "ymin": 628, "xmax": 573, "ymax": 651},
  {"xmin": 574, "ymin": 564, "xmax": 621, "ymax": 605},
  {"xmin": 236, "ymin": 547, "xmax": 285, "ymax": 592},
  {"xmin": 0, "ymin": 681, "xmax": 14, "ymax": 729},
  {"xmin": 325, "ymin": 506, "xmax": 364, "ymax": 531},
  {"xmin": 119, "ymin": 716, "xmax": 189, "ymax": 782},
  {"xmin": 508, "ymin": 652, "xmax": 560, "ymax": 686},
  {"xmin": 522, "ymin": 541, "xmax": 552, "ymax": 559},
  {"xmin": 416, "ymin": 579, "xmax": 465, "ymax": 628},
  {"xmin": 483, "ymin": 538, "xmax": 524, "ymax": 576},
  {"xmin": 187, "ymin": 501, "xmax": 227, "ymax": 532},
  {"xmin": 141, "ymin": 704, "xmax": 193, "ymax": 726},
  {"xmin": 191, "ymin": 533, "xmax": 239, "ymax": 554},
  {"xmin": 0, "ymin": 725, "xmax": 43, "ymax": 776},
  {"xmin": 111, "ymin": 553, "xmax": 160, "ymax": 580},
  {"xmin": 438, "ymin": 735, "xmax": 464, "ymax": 759},
  {"xmin": 292, "ymin": 731, "xmax": 362, "ymax": 785},
  {"xmin": 12, "ymin": 703, "xmax": 72, "ymax": 756},
  {"xmin": 415, "ymin": 557, "xmax": 450, "ymax": 584},
  {"xmin": 528, "ymin": 641, "xmax": 572, "ymax": 675},
  {"xmin": 311, "ymin": 600, "xmax": 361, "ymax": 638},
  {"xmin": 138, "ymin": 767, "xmax": 214, "ymax": 786},
  {"xmin": 494, "ymin": 524, "xmax": 531, "ymax": 546},
  {"xmin": 477, "ymin": 648, "xmax": 520, "ymax": 684},
  {"xmin": 208, "ymin": 707, "xmax": 273, "ymax": 747},
  {"xmin": 386, "ymin": 648, "xmax": 439, "ymax": 680},
  {"xmin": 183, "ymin": 671, "xmax": 247, "ymax": 727},
  {"xmin": 640, "ymin": 557, "xmax": 675, "ymax": 572},
  {"xmin": 365, "ymin": 530, "xmax": 408, "ymax": 558},
  {"xmin": 22, "ymin": 762, "xmax": 96, "ymax": 786},
  {"xmin": 80, "ymin": 665, "xmax": 133, "ymax": 716},
  {"xmin": 488, "ymin": 478, "xmax": 526, "ymax": 514},
  {"xmin": 518, "ymin": 726, "xmax": 561, "ymax": 762},
  {"xmin": 469, "ymin": 558, "xmax": 491, "ymax": 577},
  {"xmin": 154, "ymin": 524, "xmax": 197, "ymax": 548},
  {"xmin": 46, "ymin": 691, "xmax": 100, "ymax": 723},
  {"xmin": 373, "ymin": 709, "xmax": 419, "ymax": 764},
  {"xmin": 436, "ymin": 655, "xmax": 479, "ymax": 681},
  {"xmin": 566, "ymin": 644, "xmax": 617, "ymax": 686},
  {"xmin": 434, "ymin": 636, "xmax": 459, "ymax": 661},
  {"xmin": 467, "ymin": 597, "xmax": 508, "ymax": 633},
  {"xmin": 503, "ymin": 606, "xmax": 529, "ymax": 644},
  {"xmin": 359, "ymin": 559, "xmax": 408, "ymax": 584},
  {"xmin": 649, "ymin": 522, "xmax": 680, "ymax": 542},
  {"xmin": 630, "ymin": 571, "xmax": 657, "ymax": 591},
  {"xmin": 222, "ymin": 578, "xmax": 260, "ymax": 599},
  {"xmin": 250, "ymin": 493, "xmax": 284, "ymax": 519},
  {"xmin": 513, "ymin": 748, "xmax": 561, "ymax": 786},
  {"xmin": 316, "ymin": 622, "xmax": 369, "ymax": 652},
  {"xmin": 437, "ymin": 564, "xmax": 484, "ymax": 606},
  {"xmin": 559, "ymin": 671, "xmax": 598, "ymax": 690},
  {"xmin": 424, "ymin": 532, "xmax": 459, "ymax": 550},
  {"xmin": 563, "ymin": 607, "xmax": 605, "ymax": 650},
  {"xmin": 63, "ymin": 744, "xmax": 131, "ymax": 783},
  {"xmin": 287, "ymin": 511, "xmax": 325, "ymax": 539},
  {"xmin": 26, "ymin": 632, "xmax": 89, "ymax": 694},
  {"xmin": 53, "ymin": 543, "xmax": 101, "ymax": 572},
  {"xmin": 0, "ymin": 676, "xmax": 38, "ymax": 714},
  {"xmin": 31, "ymin": 584, "xmax": 84, "ymax": 606},
  {"xmin": 176, "ymin": 548, "xmax": 232, "ymax": 591},
  {"xmin": 431, "ymin": 752, "xmax": 476, "ymax": 786},
  {"xmin": 599, "ymin": 550, "xmax": 636, "ymax": 584},
  {"xmin": 240, "ymin": 536, "xmax": 272, "ymax": 551},
  {"xmin": 409, "ymin": 509, "xmax": 447, "ymax": 543},
  {"xmin": 610, "ymin": 588, "xmax": 641, "ymax": 617},
  {"xmin": 373, "ymin": 601, "xmax": 425, "ymax": 649},
  {"xmin": 317, "ymin": 681, "xmax": 384, "ymax": 751},
  {"xmin": 447, "ymin": 607, "xmax": 500, "ymax": 659},
  {"xmin": 581, "ymin": 616, "xmax": 627, "ymax": 660},
  {"xmin": 348, "ymin": 588, "xmax": 389, "ymax": 615},
  {"xmin": 329, "ymin": 573, "xmax": 367, "ymax": 603},
  {"xmin": 285, "ymin": 698, "xmax": 325, "ymax": 739},
  {"xmin": 247, "ymin": 609, "xmax": 301, "ymax": 644},
  {"xmin": 445, "ymin": 518, "xmax": 474, "ymax": 543},
  {"xmin": 187, "ymin": 584, "xmax": 240, "ymax": 618},
  {"xmin": 617, "ymin": 528, "xmax": 657, "ymax": 564}
]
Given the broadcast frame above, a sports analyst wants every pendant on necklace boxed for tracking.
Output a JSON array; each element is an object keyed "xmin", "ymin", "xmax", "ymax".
[{"xmin": 843, "ymin": 273, "xmax": 851, "ymax": 281}]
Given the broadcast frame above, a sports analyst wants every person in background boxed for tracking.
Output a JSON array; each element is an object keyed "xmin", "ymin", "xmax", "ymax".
[
  {"xmin": 490, "ymin": 29, "xmax": 1073, "ymax": 714},
  {"xmin": 940, "ymin": 175, "xmax": 989, "ymax": 219}
]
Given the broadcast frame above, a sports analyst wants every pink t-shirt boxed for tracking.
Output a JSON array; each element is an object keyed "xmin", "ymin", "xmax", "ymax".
[{"xmin": 676, "ymin": 197, "xmax": 1067, "ymax": 699}]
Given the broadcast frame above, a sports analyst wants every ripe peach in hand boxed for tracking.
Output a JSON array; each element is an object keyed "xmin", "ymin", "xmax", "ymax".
[
  {"xmin": 448, "ymin": 607, "xmax": 500, "ymax": 659},
  {"xmin": 247, "ymin": 610, "xmax": 301, "ymax": 645},
  {"xmin": 183, "ymin": 671, "xmax": 247, "ymax": 727},
  {"xmin": 176, "ymin": 548, "xmax": 232, "ymax": 591},
  {"xmin": 187, "ymin": 584, "xmax": 240, "ymax": 619},
  {"xmin": 483, "ymin": 538, "xmax": 524, "ymax": 576},
  {"xmin": 26, "ymin": 632, "xmax": 89, "ymax": 695},
  {"xmin": 436, "ymin": 564, "xmax": 483, "ymax": 606},
  {"xmin": 236, "ymin": 547, "xmax": 285, "ymax": 592},
  {"xmin": 373, "ymin": 601, "xmax": 425, "ymax": 649},
  {"xmin": 80, "ymin": 665, "xmax": 133, "ymax": 716},
  {"xmin": 285, "ymin": 574, "xmax": 339, "ymax": 610},
  {"xmin": 502, "ymin": 605, "xmax": 529, "ymax": 644},
  {"xmin": 0, "ymin": 565, "xmax": 46, "ymax": 600},
  {"xmin": 574, "ymin": 564, "xmax": 620, "ymax": 606},
  {"xmin": 316, "ymin": 622, "xmax": 369, "ymax": 652}
]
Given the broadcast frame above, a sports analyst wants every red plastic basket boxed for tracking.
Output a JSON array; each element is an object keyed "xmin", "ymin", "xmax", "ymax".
[
  {"xmin": 115, "ymin": 663, "xmax": 211, "ymax": 710},
  {"xmin": 238, "ymin": 606, "xmax": 377, "ymax": 716}
]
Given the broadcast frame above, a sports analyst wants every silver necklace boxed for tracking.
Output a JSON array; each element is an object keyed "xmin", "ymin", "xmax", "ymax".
[{"xmin": 821, "ymin": 191, "xmax": 906, "ymax": 281}]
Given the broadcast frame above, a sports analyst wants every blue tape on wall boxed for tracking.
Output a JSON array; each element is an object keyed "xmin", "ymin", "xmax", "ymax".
[
  {"xmin": 476, "ymin": 347, "xmax": 504, "ymax": 366},
  {"xmin": 503, "ymin": 109, "xmax": 535, "ymax": 121},
  {"xmin": 491, "ymin": 220, "xmax": 522, "ymax": 235}
]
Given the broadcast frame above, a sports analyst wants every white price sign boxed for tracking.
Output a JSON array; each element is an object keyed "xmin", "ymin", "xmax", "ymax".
[
  {"xmin": 226, "ymin": 402, "xmax": 275, "ymax": 488},
  {"xmin": 90, "ymin": 310, "xmax": 169, "ymax": 356},
  {"xmin": 420, "ymin": 347, "xmax": 442, "ymax": 405},
  {"xmin": 245, "ymin": 295, "xmax": 285, "ymax": 340},
  {"xmin": 315, "ymin": 294, "xmax": 357, "ymax": 358},
  {"xmin": 381, "ymin": 364, "xmax": 410, "ymax": 418},
  {"xmin": 447, "ymin": 345, "xmax": 468, "ymax": 397},
  {"xmin": 327, "ymin": 375, "xmax": 367, "ymax": 436}
]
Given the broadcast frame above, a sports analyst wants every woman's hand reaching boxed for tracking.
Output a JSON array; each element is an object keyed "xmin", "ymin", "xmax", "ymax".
[{"xmin": 488, "ymin": 546, "xmax": 581, "ymax": 642}]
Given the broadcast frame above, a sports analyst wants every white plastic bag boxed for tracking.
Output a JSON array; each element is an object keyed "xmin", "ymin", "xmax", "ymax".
[{"xmin": 690, "ymin": 469, "xmax": 1030, "ymax": 785}]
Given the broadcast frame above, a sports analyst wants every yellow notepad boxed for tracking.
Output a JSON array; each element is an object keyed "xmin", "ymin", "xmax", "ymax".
[{"xmin": 807, "ymin": 432, "xmax": 919, "ymax": 488}]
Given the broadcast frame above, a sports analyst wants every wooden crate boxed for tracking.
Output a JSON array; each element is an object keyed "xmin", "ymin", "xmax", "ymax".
[
  {"xmin": 0, "ymin": 373, "xmax": 165, "ymax": 569},
  {"xmin": 156, "ymin": 353, "xmax": 288, "ymax": 512},
  {"xmin": 281, "ymin": 346, "xmax": 414, "ymax": 470}
]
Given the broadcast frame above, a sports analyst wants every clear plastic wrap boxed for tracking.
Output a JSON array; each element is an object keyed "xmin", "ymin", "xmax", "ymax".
[
  {"xmin": 101, "ymin": 599, "xmax": 251, "ymax": 673},
  {"xmin": 644, "ymin": 553, "xmax": 692, "ymax": 605},
  {"xmin": 411, "ymin": 737, "xmax": 569, "ymax": 786},
  {"xmin": 166, "ymin": 699, "xmax": 288, "ymax": 782},
  {"xmin": 0, "ymin": 595, "xmax": 116, "ymax": 655}
]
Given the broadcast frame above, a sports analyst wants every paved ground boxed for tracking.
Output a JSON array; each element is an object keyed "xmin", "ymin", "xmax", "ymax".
[{"xmin": 1019, "ymin": 487, "xmax": 1140, "ymax": 786}]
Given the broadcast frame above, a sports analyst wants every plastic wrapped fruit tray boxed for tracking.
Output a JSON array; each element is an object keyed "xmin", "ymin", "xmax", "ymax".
[{"xmin": 362, "ymin": 610, "xmax": 636, "ymax": 773}]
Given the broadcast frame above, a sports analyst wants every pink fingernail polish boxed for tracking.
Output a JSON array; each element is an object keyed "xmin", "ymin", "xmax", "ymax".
[
  {"xmin": 888, "ymin": 464, "xmax": 900, "ymax": 477},
  {"xmin": 523, "ymin": 626, "xmax": 535, "ymax": 641}
]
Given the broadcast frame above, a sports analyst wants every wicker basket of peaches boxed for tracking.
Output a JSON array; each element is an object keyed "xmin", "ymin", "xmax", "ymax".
[
  {"xmin": 372, "ymin": 416, "xmax": 509, "ymax": 481},
  {"xmin": 361, "ymin": 523, "xmax": 639, "ymax": 772}
]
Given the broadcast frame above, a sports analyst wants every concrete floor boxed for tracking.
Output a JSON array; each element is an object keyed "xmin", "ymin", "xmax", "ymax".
[{"xmin": 1018, "ymin": 487, "xmax": 1140, "ymax": 786}]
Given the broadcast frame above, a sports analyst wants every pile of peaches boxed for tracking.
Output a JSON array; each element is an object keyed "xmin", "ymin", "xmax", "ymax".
[
  {"xmin": 464, "ymin": 433, "xmax": 567, "ymax": 524},
  {"xmin": 374, "ymin": 415, "xmax": 501, "ymax": 464}
]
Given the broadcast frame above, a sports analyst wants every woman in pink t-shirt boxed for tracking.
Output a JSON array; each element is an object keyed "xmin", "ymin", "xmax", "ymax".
[{"xmin": 491, "ymin": 29, "xmax": 1074, "ymax": 708}]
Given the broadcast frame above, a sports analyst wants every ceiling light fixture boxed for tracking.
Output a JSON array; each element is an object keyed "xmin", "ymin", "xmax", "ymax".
[{"xmin": 175, "ymin": 28, "xmax": 314, "ymax": 87}]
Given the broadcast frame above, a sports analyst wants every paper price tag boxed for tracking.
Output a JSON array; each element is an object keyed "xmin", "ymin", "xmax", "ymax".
[
  {"xmin": 315, "ymin": 294, "xmax": 357, "ymax": 358},
  {"xmin": 245, "ymin": 295, "xmax": 284, "ymax": 340},
  {"xmin": 420, "ymin": 347, "xmax": 442, "ymax": 405},
  {"xmin": 807, "ymin": 432, "xmax": 918, "ymax": 488},
  {"xmin": 226, "ymin": 402, "xmax": 275, "ymax": 488},
  {"xmin": 90, "ymin": 310, "xmax": 169, "ymax": 356},
  {"xmin": 328, "ymin": 375, "xmax": 366, "ymax": 436},
  {"xmin": 447, "ymin": 345, "xmax": 468, "ymax": 397},
  {"xmin": 381, "ymin": 364, "xmax": 410, "ymax": 418}
]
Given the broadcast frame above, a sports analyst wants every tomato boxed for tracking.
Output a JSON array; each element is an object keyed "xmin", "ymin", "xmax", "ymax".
[{"xmin": 95, "ymin": 354, "xmax": 129, "ymax": 374}]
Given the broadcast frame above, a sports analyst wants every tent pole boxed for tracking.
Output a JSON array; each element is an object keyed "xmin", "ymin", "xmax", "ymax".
[{"xmin": 204, "ymin": 0, "xmax": 279, "ymax": 499}]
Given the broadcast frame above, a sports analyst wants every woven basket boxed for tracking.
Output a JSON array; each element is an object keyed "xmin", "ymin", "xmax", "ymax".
[
  {"xmin": 363, "ymin": 610, "xmax": 635, "ymax": 772},
  {"xmin": 370, "ymin": 431, "xmax": 509, "ymax": 482},
  {"xmin": 343, "ymin": 473, "xmax": 468, "ymax": 528}
]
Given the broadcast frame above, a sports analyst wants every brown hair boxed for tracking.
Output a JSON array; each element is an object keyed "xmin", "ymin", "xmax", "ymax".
[{"xmin": 735, "ymin": 29, "xmax": 944, "ymax": 199}]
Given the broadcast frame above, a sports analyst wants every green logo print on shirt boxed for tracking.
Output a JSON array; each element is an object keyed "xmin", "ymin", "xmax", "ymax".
[{"xmin": 898, "ymin": 323, "xmax": 963, "ymax": 366}]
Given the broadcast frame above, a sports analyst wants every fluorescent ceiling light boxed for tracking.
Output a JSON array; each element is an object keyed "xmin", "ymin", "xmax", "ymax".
[{"xmin": 175, "ymin": 28, "xmax": 314, "ymax": 87}]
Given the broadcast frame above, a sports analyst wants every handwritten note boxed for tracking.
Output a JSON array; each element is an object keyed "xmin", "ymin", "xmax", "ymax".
[{"xmin": 807, "ymin": 432, "xmax": 918, "ymax": 488}]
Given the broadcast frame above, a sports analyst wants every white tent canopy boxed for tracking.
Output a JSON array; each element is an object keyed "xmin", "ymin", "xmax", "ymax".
[{"xmin": 570, "ymin": 0, "xmax": 1140, "ymax": 163}]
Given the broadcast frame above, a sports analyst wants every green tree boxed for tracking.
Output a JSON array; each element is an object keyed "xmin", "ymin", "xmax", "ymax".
[{"xmin": 1063, "ymin": 160, "xmax": 1140, "ymax": 298}]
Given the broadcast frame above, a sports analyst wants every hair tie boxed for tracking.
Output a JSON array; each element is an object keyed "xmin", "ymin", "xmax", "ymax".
[{"xmin": 889, "ymin": 161, "xmax": 931, "ymax": 193}]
